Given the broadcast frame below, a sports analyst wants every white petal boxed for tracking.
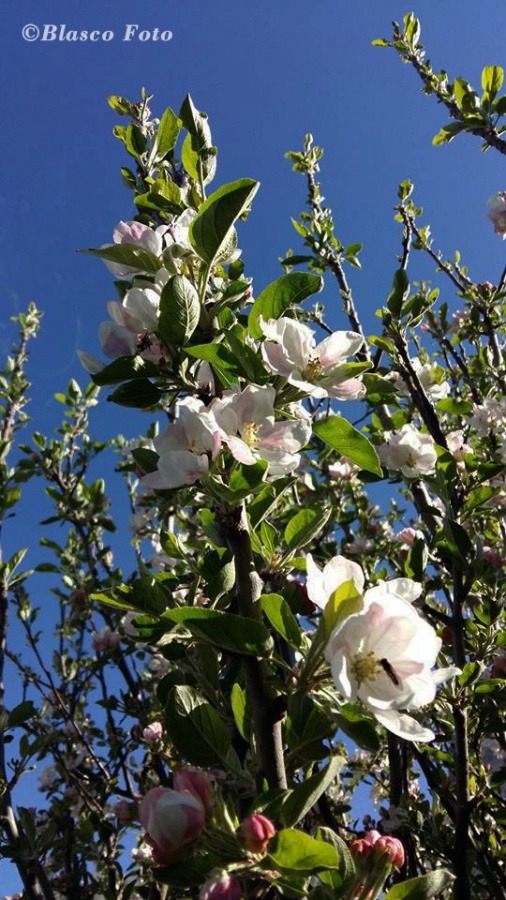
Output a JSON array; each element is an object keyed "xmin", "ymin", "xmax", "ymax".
[{"xmin": 373, "ymin": 708, "xmax": 435, "ymax": 742}]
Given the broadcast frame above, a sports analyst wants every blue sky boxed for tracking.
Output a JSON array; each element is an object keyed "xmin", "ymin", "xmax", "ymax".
[{"xmin": 1, "ymin": 0, "xmax": 505, "ymax": 892}]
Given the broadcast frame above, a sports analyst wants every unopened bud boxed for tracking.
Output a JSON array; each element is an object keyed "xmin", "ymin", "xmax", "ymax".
[{"xmin": 239, "ymin": 814, "xmax": 276, "ymax": 854}]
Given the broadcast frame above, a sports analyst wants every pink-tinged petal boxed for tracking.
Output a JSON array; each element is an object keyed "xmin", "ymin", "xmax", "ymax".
[
  {"xmin": 373, "ymin": 709, "xmax": 435, "ymax": 742},
  {"xmin": 77, "ymin": 350, "xmax": 105, "ymax": 375},
  {"xmin": 236, "ymin": 384, "xmax": 276, "ymax": 425},
  {"xmin": 433, "ymin": 666, "xmax": 461, "ymax": 685},
  {"xmin": 316, "ymin": 331, "xmax": 364, "ymax": 366},
  {"xmin": 322, "ymin": 555, "xmax": 365, "ymax": 597},
  {"xmin": 260, "ymin": 448, "xmax": 301, "ymax": 477},
  {"xmin": 287, "ymin": 373, "xmax": 328, "ymax": 397},
  {"xmin": 228, "ymin": 436, "xmax": 257, "ymax": 465},
  {"xmin": 259, "ymin": 419, "xmax": 311, "ymax": 454},
  {"xmin": 261, "ymin": 341, "xmax": 296, "ymax": 377},
  {"xmin": 143, "ymin": 451, "xmax": 208, "ymax": 490},
  {"xmin": 123, "ymin": 287, "xmax": 160, "ymax": 332},
  {"xmin": 98, "ymin": 321, "xmax": 137, "ymax": 358},
  {"xmin": 305, "ymin": 553, "xmax": 325, "ymax": 607},
  {"xmin": 327, "ymin": 378, "xmax": 366, "ymax": 400}
]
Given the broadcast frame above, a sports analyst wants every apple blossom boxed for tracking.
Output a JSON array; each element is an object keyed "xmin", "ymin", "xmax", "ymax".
[
  {"xmin": 142, "ymin": 722, "xmax": 163, "ymax": 745},
  {"xmin": 239, "ymin": 813, "xmax": 276, "ymax": 853},
  {"xmin": 389, "ymin": 358, "xmax": 449, "ymax": 402},
  {"xmin": 102, "ymin": 220, "xmax": 166, "ymax": 278},
  {"xmin": 199, "ymin": 873, "xmax": 242, "ymax": 900},
  {"xmin": 305, "ymin": 552, "xmax": 364, "ymax": 609},
  {"xmin": 325, "ymin": 576, "xmax": 460, "ymax": 741},
  {"xmin": 260, "ymin": 316, "xmax": 366, "ymax": 399},
  {"xmin": 173, "ymin": 767, "xmax": 213, "ymax": 815},
  {"xmin": 211, "ymin": 384, "xmax": 311, "ymax": 477},
  {"xmin": 142, "ymin": 397, "xmax": 222, "ymax": 490},
  {"xmin": 378, "ymin": 423, "xmax": 437, "ymax": 478},
  {"xmin": 138, "ymin": 785, "xmax": 206, "ymax": 864},
  {"xmin": 487, "ymin": 191, "xmax": 506, "ymax": 238}
]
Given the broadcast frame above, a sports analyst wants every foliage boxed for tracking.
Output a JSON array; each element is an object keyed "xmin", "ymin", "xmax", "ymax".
[{"xmin": 1, "ymin": 15, "xmax": 506, "ymax": 900}]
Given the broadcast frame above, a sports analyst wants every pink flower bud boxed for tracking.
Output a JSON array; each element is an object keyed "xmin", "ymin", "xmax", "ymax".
[
  {"xmin": 173, "ymin": 767, "xmax": 213, "ymax": 815},
  {"xmin": 199, "ymin": 873, "xmax": 242, "ymax": 900},
  {"xmin": 139, "ymin": 786, "xmax": 206, "ymax": 864},
  {"xmin": 350, "ymin": 838, "xmax": 375, "ymax": 860},
  {"xmin": 142, "ymin": 722, "xmax": 163, "ymax": 745},
  {"xmin": 239, "ymin": 813, "xmax": 276, "ymax": 854},
  {"xmin": 373, "ymin": 836, "xmax": 405, "ymax": 870},
  {"xmin": 491, "ymin": 656, "xmax": 506, "ymax": 679},
  {"xmin": 488, "ymin": 192, "xmax": 506, "ymax": 238}
]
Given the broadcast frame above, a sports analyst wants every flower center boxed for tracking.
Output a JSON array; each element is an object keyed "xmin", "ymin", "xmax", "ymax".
[
  {"xmin": 351, "ymin": 650, "xmax": 381, "ymax": 687},
  {"xmin": 242, "ymin": 421, "xmax": 261, "ymax": 446},
  {"xmin": 303, "ymin": 356, "xmax": 323, "ymax": 381}
]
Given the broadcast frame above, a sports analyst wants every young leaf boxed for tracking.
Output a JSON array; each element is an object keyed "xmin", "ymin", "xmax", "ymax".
[
  {"xmin": 384, "ymin": 870, "xmax": 455, "ymax": 899},
  {"xmin": 280, "ymin": 756, "xmax": 344, "ymax": 827},
  {"xmin": 82, "ymin": 244, "xmax": 162, "ymax": 274},
  {"xmin": 158, "ymin": 274, "xmax": 200, "ymax": 345},
  {"xmin": 313, "ymin": 417, "xmax": 382, "ymax": 476},
  {"xmin": 165, "ymin": 685, "xmax": 241, "ymax": 771},
  {"xmin": 248, "ymin": 272, "xmax": 323, "ymax": 339},
  {"xmin": 190, "ymin": 179, "xmax": 259, "ymax": 267},
  {"xmin": 267, "ymin": 829, "xmax": 340, "ymax": 874},
  {"xmin": 149, "ymin": 106, "xmax": 181, "ymax": 166},
  {"xmin": 284, "ymin": 507, "xmax": 331, "ymax": 551}
]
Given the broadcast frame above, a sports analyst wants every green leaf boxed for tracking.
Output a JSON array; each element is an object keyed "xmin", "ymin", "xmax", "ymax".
[
  {"xmin": 107, "ymin": 379, "xmax": 163, "ymax": 409},
  {"xmin": 165, "ymin": 685, "xmax": 241, "ymax": 770},
  {"xmin": 248, "ymin": 272, "xmax": 323, "ymax": 339},
  {"xmin": 181, "ymin": 133, "xmax": 200, "ymax": 181},
  {"xmin": 267, "ymin": 829, "xmax": 340, "ymax": 874},
  {"xmin": 161, "ymin": 607, "xmax": 274, "ymax": 656},
  {"xmin": 179, "ymin": 94, "xmax": 217, "ymax": 186},
  {"xmin": 482, "ymin": 65, "xmax": 504, "ymax": 96},
  {"xmin": 149, "ymin": 107, "xmax": 181, "ymax": 166},
  {"xmin": 125, "ymin": 123, "xmax": 147, "ymax": 160},
  {"xmin": 261, "ymin": 594, "xmax": 301, "ymax": 648},
  {"xmin": 8, "ymin": 701, "xmax": 37, "ymax": 729},
  {"xmin": 190, "ymin": 179, "xmax": 259, "ymax": 266},
  {"xmin": 228, "ymin": 460, "xmax": 269, "ymax": 498},
  {"xmin": 436, "ymin": 398, "xmax": 473, "ymax": 415},
  {"xmin": 230, "ymin": 683, "xmax": 251, "ymax": 740},
  {"xmin": 158, "ymin": 275, "xmax": 200, "ymax": 346},
  {"xmin": 334, "ymin": 704, "xmax": 380, "ymax": 752},
  {"xmin": 280, "ymin": 757, "xmax": 344, "ymax": 827},
  {"xmin": 385, "ymin": 870, "xmax": 455, "ymax": 899},
  {"xmin": 284, "ymin": 507, "xmax": 331, "ymax": 551},
  {"xmin": 387, "ymin": 269, "xmax": 410, "ymax": 317},
  {"xmin": 81, "ymin": 244, "xmax": 162, "ymax": 274},
  {"xmin": 91, "ymin": 355, "xmax": 160, "ymax": 386},
  {"xmin": 313, "ymin": 417, "xmax": 382, "ymax": 476},
  {"xmin": 432, "ymin": 123, "xmax": 465, "ymax": 146},
  {"xmin": 131, "ymin": 447, "xmax": 159, "ymax": 474}
]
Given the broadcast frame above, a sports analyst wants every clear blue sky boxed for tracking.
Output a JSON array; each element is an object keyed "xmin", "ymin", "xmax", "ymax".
[{"xmin": 1, "ymin": 0, "xmax": 505, "ymax": 892}]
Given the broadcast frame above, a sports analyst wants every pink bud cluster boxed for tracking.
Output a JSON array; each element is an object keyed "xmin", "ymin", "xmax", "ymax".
[
  {"xmin": 350, "ymin": 829, "xmax": 405, "ymax": 870},
  {"xmin": 138, "ymin": 768, "xmax": 213, "ymax": 865}
]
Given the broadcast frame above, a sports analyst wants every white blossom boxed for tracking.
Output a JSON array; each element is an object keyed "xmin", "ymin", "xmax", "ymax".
[
  {"xmin": 325, "ymin": 577, "xmax": 460, "ymax": 741},
  {"xmin": 487, "ymin": 192, "xmax": 506, "ymax": 238},
  {"xmin": 378, "ymin": 424, "xmax": 437, "ymax": 478},
  {"xmin": 259, "ymin": 316, "xmax": 366, "ymax": 399},
  {"xmin": 211, "ymin": 384, "xmax": 311, "ymax": 478},
  {"xmin": 142, "ymin": 397, "xmax": 222, "ymax": 490}
]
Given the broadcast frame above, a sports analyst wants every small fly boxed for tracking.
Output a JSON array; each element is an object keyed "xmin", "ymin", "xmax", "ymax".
[{"xmin": 379, "ymin": 658, "xmax": 401, "ymax": 687}]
